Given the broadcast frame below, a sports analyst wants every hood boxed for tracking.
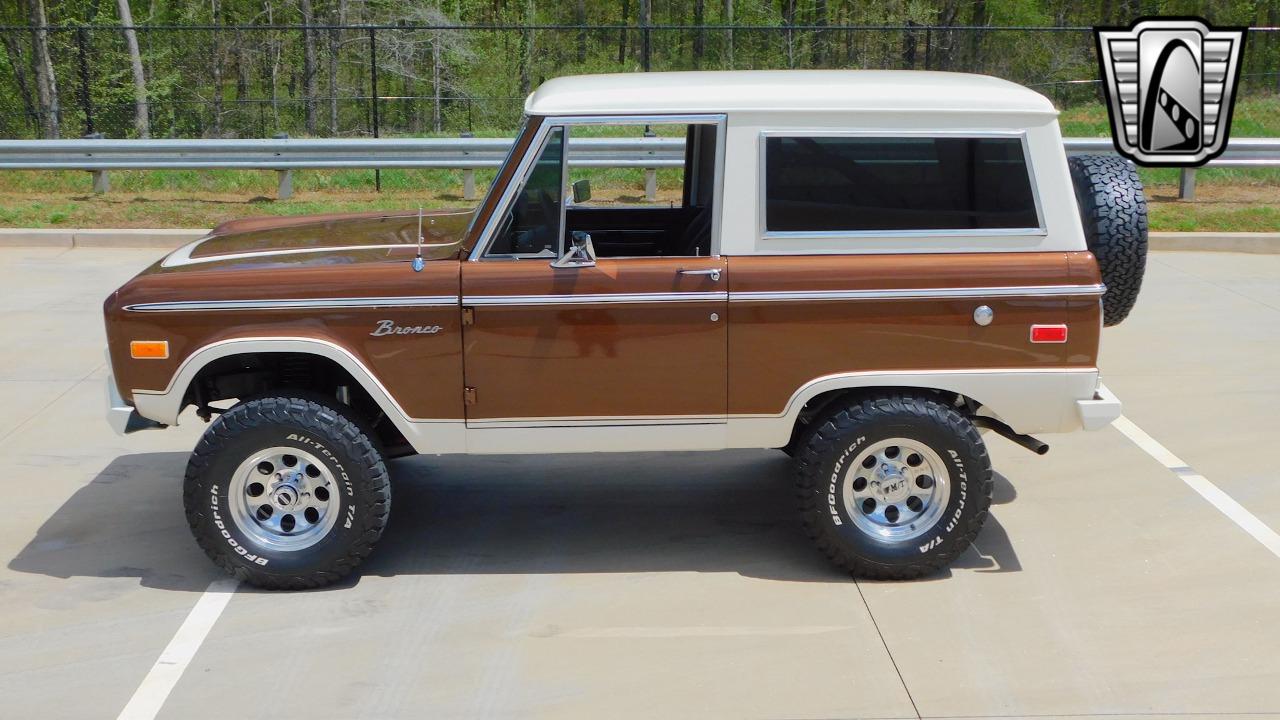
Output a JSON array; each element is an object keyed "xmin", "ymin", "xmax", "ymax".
[{"xmin": 154, "ymin": 208, "xmax": 474, "ymax": 272}]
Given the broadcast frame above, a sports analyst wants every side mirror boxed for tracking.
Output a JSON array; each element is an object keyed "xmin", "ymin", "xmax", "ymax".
[
  {"xmin": 551, "ymin": 231, "xmax": 597, "ymax": 269},
  {"xmin": 572, "ymin": 178, "xmax": 592, "ymax": 204}
]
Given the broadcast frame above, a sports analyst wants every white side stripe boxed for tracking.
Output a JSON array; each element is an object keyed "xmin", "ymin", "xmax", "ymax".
[
  {"xmin": 1114, "ymin": 416, "xmax": 1280, "ymax": 558},
  {"xmin": 116, "ymin": 578, "xmax": 239, "ymax": 720}
]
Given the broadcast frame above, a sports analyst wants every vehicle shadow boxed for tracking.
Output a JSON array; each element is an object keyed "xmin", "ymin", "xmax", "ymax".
[{"xmin": 8, "ymin": 450, "xmax": 1021, "ymax": 592}]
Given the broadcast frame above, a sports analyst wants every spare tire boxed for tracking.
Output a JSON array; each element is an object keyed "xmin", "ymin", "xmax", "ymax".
[{"xmin": 1068, "ymin": 155, "xmax": 1149, "ymax": 326}]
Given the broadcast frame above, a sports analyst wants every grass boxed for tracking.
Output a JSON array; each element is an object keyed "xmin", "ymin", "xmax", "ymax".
[{"xmin": 1, "ymin": 97, "xmax": 1277, "ymax": 232}]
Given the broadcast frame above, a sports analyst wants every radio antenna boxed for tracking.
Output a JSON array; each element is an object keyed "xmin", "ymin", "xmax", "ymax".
[{"xmin": 412, "ymin": 207, "xmax": 425, "ymax": 272}]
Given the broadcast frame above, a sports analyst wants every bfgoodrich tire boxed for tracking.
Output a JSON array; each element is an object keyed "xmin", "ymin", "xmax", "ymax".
[
  {"xmin": 1068, "ymin": 154, "xmax": 1149, "ymax": 326},
  {"xmin": 794, "ymin": 393, "xmax": 993, "ymax": 580},
  {"xmin": 183, "ymin": 396, "xmax": 390, "ymax": 590}
]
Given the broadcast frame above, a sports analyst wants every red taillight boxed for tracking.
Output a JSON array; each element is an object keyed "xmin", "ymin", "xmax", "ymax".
[{"xmin": 1030, "ymin": 324, "xmax": 1068, "ymax": 343}]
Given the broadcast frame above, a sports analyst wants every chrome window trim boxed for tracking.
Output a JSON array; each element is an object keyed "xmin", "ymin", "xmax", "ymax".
[
  {"xmin": 755, "ymin": 129, "xmax": 1048, "ymax": 241},
  {"xmin": 729, "ymin": 284, "xmax": 1105, "ymax": 303},
  {"xmin": 479, "ymin": 124, "xmax": 567, "ymax": 261},
  {"xmin": 558, "ymin": 124, "xmax": 571, "ymax": 257},
  {"xmin": 469, "ymin": 113, "xmax": 728, "ymax": 261},
  {"xmin": 462, "ymin": 115, "xmax": 533, "ymax": 241},
  {"xmin": 124, "ymin": 296, "xmax": 459, "ymax": 312},
  {"xmin": 464, "ymin": 291, "xmax": 727, "ymax": 306}
]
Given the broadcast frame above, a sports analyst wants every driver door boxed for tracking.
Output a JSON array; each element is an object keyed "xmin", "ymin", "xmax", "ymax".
[{"xmin": 460, "ymin": 121, "xmax": 728, "ymax": 429}]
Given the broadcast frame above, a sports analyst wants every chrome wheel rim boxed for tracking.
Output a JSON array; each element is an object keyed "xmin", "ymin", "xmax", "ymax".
[
  {"xmin": 842, "ymin": 438, "xmax": 951, "ymax": 543},
  {"xmin": 228, "ymin": 447, "xmax": 341, "ymax": 552}
]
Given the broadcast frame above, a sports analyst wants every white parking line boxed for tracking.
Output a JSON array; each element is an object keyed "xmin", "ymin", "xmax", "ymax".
[
  {"xmin": 1115, "ymin": 415, "xmax": 1280, "ymax": 558},
  {"xmin": 116, "ymin": 578, "xmax": 240, "ymax": 720}
]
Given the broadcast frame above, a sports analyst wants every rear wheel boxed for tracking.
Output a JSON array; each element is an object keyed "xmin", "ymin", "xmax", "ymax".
[
  {"xmin": 794, "ymin": 393, "xmax": 992, "ymax": 579},
  {"xmin": 183, "ymin": 396, "xmax": 390, "ymax": 590}
]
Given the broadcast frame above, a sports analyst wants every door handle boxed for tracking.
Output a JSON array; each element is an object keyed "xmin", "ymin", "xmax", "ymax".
[{"xmin": 679, "ymin": 268, "xmax": 722, "ymax": 282}]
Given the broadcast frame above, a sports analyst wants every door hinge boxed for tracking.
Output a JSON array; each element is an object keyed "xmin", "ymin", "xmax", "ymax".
[
  {"xmin": 462, "ymin": 306, "xmax": 475, "ymax": 326},
  {"xmin": 463, "ymin": 386, "xmax": 477, "ymax": 406}
]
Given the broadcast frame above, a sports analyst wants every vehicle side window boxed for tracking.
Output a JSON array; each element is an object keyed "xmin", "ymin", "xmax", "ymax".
[
  {"xmin": 486, "ymin": 127, "xmax": 565, "ymax": 257},
  {"xmin": 763, "ymin": 136, "xmax": 1040, "ymax": 233}
]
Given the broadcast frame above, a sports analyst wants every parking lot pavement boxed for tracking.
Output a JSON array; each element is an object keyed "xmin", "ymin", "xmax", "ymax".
[{"xmin": 1, "ymin": 247, "xmax": 1279, "ymax": 720}]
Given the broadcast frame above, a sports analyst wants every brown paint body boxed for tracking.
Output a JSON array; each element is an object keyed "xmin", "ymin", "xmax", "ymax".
[
  {"xmin": 107, "ymin": 230, "xmax": 1101, "ymax": 424},
  {"xmin": 461, "ymin": 257, "xmax": 727, "ymax": 420},
  {"xmin": 727, "ymin": 251, "xmax": 1101, "ymax": 415}
]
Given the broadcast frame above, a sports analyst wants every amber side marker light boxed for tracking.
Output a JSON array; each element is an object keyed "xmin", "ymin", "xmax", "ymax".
[{"xmin": 130, "ymin": 340, "xmax": 170, "ymax": 359}]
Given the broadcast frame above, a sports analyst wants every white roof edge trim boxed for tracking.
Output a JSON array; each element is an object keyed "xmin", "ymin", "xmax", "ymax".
[{"xmin": 524, "ymin": 70, "xmax": 1057, "ymax": 117}]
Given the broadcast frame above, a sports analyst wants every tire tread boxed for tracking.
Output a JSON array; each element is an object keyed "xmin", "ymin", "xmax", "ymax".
[
  {"xmin": 793, "ymin": 392, "xmax": 993, "ymax": 580},
  {"xmin": 182, "ymin": 395, "xmax": 390, "ymax": 590}
]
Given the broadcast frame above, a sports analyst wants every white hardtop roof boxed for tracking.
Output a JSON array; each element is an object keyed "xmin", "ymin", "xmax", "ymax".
[{"xmin": 525, "ymin": 70, "xmax": 1056, "ymax": 117}]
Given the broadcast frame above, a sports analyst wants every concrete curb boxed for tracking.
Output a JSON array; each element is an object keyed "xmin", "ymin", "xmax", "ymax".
[
  {"xmin": 1149, "ymin": 232, "xmax": 1280, "ymax": 254},
  {"xmin": 1, "ymin": 228, "xmax": 1279, "ymax": 253},
  {"xmin": 0, "ymin": 228, "xmax": 208, "ymax": 249}
]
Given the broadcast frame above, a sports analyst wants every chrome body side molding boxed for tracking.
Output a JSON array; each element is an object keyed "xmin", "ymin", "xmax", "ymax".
[
  {"xmin": 458, "ymin": 284, "xmax": 1103, "ymax": 308},
  {"xmin": 124, "ymin": 296, "xmax": 460, "ymax": 313},
  {"xmin": 729, "ymin": 284, "xmax": 1106, "ymax": 302},
  {"xmin": 463, "ymin": 292, "xmax": 726, "ymax": 306}
]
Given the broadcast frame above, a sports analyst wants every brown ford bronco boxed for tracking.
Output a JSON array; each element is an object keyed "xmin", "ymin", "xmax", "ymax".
[{"xmin": 104, "ymin": 71, "xmax": 1145, "ymax": 589}]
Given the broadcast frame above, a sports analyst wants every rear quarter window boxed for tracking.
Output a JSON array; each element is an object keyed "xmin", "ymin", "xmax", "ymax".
[{"xmin": 763, "ymin": 135, "xmax": 1041, "ymax": 234}]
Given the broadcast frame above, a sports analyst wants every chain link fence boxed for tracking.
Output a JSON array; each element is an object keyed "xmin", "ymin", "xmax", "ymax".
[{"xmin": 2, "ymin": 24, "xmax": 1278, "ymax": 140}]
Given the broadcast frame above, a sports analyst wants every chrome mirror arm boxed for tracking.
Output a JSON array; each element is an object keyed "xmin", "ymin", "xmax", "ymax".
[{"xmin": 551, "ymin": 231, "xmax": 597, "ymax": 269}]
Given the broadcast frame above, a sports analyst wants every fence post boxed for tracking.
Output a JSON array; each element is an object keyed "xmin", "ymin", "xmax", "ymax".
[
  {"xmin": 277, "ymin": 170, "xmax": 293, "ymax": 200},
  {"xmin": 459, "ymin": 132, "xmax": 477, "ymax": 201},
  {"xmin": 76, "ymin": 28, "xmax": 94, "ymax": 136},
  {"xmin": 1179, "ymin": 168, "xmax": 1197, "ymax": 200},
  {"xmin": 643, "ymin": 126, "xmax": 657, "ymax": 201},
  {"xmin": 368, "ymin": 26, "xmax": 381, "ymax": 192},
  {"xmin": 272, "ymin": 133, "xmax": 293, "ymax": 200},
  {"xmin": 641, "ymin": 1, "xmax": 652, "ymax": 71},
  {"xmin": 83, "ymin": 132, "xmax": 107, "ymax": 193}
]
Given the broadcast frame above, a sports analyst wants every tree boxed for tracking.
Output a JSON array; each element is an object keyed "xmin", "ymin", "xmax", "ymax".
[
  {"xmin": 299, "ymin": 0, "xmax": 317, "ymax": 134},
  {"xmin": 723, "ymin": 0, "xmax": 733, "ymax": 69},
  {"xmin": 25, "ymin": 0, "xmax": 59, "ymax": 138},
  {"xmin": 1, "ymin": 31, "xmax": 39, "ymax": 130},
  {"xmin": 115, "ymin": 0, "xmax": 150, "ymax": 137},
  {"xmin": 692, "ymin": 0, "xmax": 705, "ymax": 68}
]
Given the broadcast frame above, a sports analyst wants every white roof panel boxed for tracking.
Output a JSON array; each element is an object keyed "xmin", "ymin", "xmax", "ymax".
[{"xmin": 525, "ymin": 70, "xmax": 1056, "ymax": 116}]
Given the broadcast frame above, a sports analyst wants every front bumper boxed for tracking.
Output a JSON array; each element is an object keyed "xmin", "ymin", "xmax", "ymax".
[
  {"xmin": 105, "ymin": 369, "xmax": 161, "ymax": 435},
  {"xmin": 1076, "ymin": 382, "xmax": 1123, "ymax": 431}
]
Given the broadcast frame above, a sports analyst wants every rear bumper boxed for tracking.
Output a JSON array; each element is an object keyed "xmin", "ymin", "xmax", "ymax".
[{"xmin": 1077, "ymin": 381, "xmax": 1122, "ymax": 431}]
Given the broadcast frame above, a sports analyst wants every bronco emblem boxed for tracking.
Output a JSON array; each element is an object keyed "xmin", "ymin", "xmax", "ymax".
[{"xmin": 370, "ymin": 319, "xmax": 443, "ymax": 337}]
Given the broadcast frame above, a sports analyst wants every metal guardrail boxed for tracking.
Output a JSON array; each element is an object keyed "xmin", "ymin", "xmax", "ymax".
[
  {"xmin": 0, "ymin": 136, "xmax": 685, "ymax": 200},
  {"xmin": 0, "ymin": 135, "xmax": 1276, "ymax": 201},
  {"xmin": 1063, "ymin": 137, "xmax": 1280, "ymax": 199}
]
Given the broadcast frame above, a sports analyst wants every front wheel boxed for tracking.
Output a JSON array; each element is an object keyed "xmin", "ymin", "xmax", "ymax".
[
  {"xmin": 183, "ymin": 396, "xmax": 391, "ymax": 590},
  {"xmin": 794, "ymin": 393, "xmax": 992, "ymax": 580}
]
